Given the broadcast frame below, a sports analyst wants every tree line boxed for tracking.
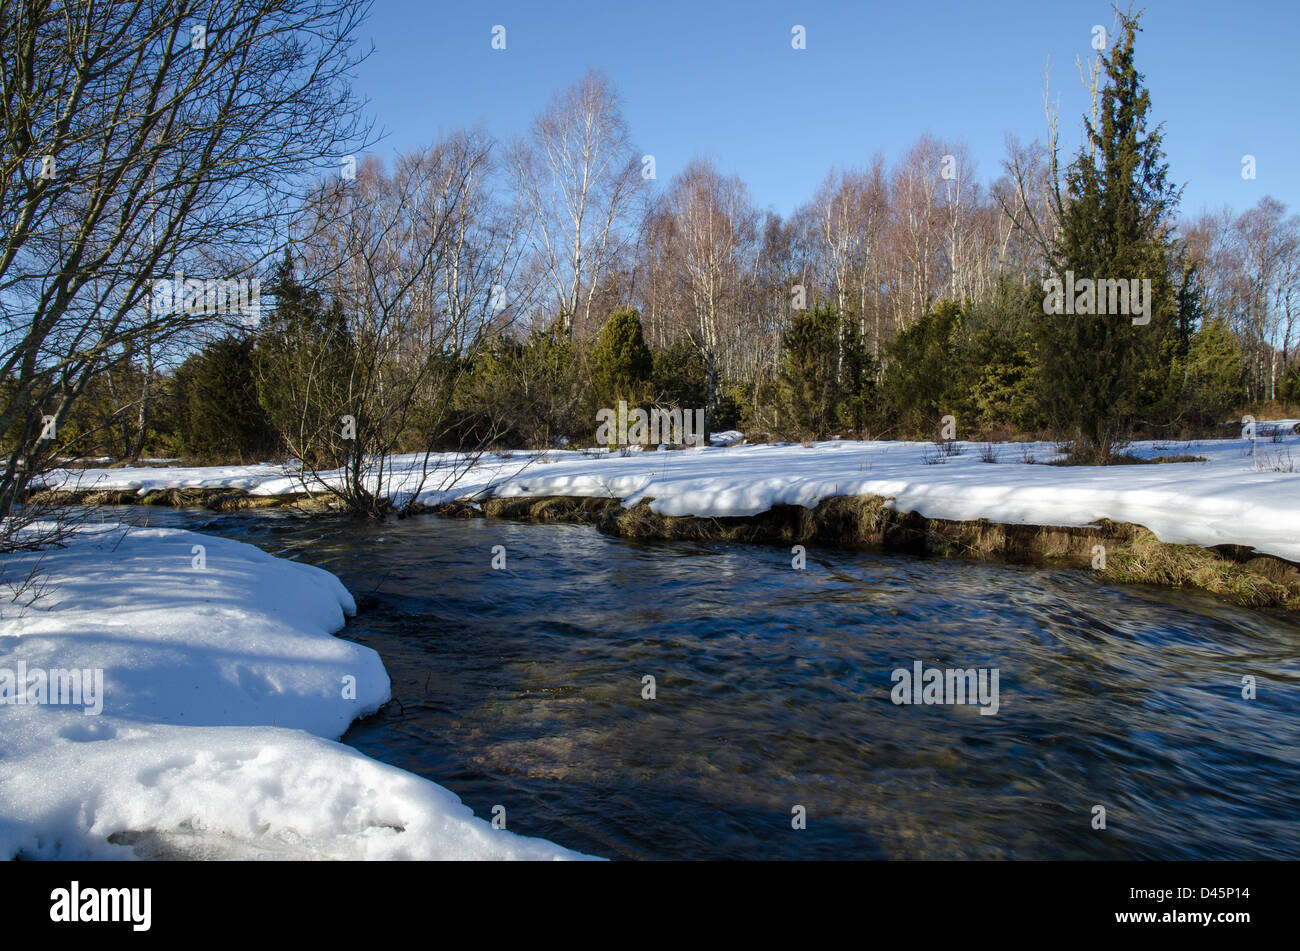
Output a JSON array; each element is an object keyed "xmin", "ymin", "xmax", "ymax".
[{"xmin": 4, "ymin": 5, "xmax": 1298, "ymax": 527}]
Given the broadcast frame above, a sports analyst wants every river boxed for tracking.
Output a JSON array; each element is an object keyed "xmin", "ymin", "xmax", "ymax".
[{"xmin": 111, "ymin": 506, "xmax": 1300, "ymax": 859}]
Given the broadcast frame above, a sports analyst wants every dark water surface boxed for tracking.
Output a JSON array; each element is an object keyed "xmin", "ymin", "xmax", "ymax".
[{"xmin": 115, "ymin": 506, "xmax": 1300, "ymax": 860}]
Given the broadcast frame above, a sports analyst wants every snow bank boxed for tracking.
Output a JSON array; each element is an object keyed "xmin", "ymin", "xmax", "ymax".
[
  {"xmin": 42, "ymin": 428, "xmax": 1300, "ymax": 562},
  {"xmin": 0, "ymin": 525, "xmax": 590, "ymax": 860}
]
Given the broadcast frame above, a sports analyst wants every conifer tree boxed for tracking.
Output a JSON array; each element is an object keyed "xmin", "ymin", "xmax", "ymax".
[
  {"xmin": 1042, "ymin": 10, "xmax": 1188, "ymax": 459},
  {"xmin": 175, "ymin": 336, "xmax": 278, "ymax": 462},
  {"xmin": 590, "ymin": 309, "xmax": 653, "ymax": 410},
  {"xmin": 652, "ymin": 341, "xmax": 709, "ymax": 411},
  {"xmin": 778, "ymin": 304, "xmax": 871, "ymax": 437},
  {"xmin": 255, "ymin": 249, "xmax": 356, "ymax": 468},
  {"xmin": 1179, "ymin": 318, "xmax": 1246, "ymax": 427},
  {"xmin": 883, "ymin": 300, "xmax": 963, "ymax": 437}
]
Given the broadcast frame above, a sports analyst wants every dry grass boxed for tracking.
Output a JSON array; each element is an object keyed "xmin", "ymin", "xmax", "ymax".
[
  {"xmin": 29, "ymin": 486, "xmax": 319, "ymax": 512},
  {"xmin": 1050, "ymin": 451, "xmax": 1207, "ymax": 466},
  {"xmin": 481, "ymin": 495, "xmax": 620, "ymax": 524},
  {"xmin": 1100, "ymin": 531, "xmax": 1298, "ymax": 608},
  {"xmin": 1253, "ymin": 449, "xmax": 1296, "ymax": 473}
]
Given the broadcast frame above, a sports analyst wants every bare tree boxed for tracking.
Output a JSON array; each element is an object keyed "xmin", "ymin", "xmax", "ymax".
[
  {"xmin": 0, "ymin": 0, "xmax": 372, "ymax": 543},
  {"xmin": 887, "ymin": 136, "xmax": 947, "ymax": 330},
  {"xmin": 261, "ymin": 132, "xmax": 525, "ymax": 516},
  {"xmin": 508, "ymin": 68, "xmax": 645, "ymax": 339},
  {"xmin": 809, "ymin": 161, "xmax": 890, "ymax": 355},
  {"xmin": 644, "ymin": 157, "xmax": 759, "ymax": 422},
  {"xmin": 1188, "ymin": 198, "xmax": 1300, "ymax": 401}
]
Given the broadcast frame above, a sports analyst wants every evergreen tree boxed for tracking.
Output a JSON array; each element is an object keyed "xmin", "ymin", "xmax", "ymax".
[
  {"xmin": 175, "ymin": 336, "xmax": 278, "ymax": 462},
  {"xmin": 1280, "ymin": 364, "xmax": 1300, "ymax": 406},
  {"xmin": 255, "ymin": 248, "xmax": 356, "ymax": 467},
  {"xmin": 1179, "ymin": 318, "xmax": 1245, "ymax": 428},
  {"xmin": 883, "ymin": 300, "xmax": 962, "ymax": 437},
  {"xmin": 589, "ymin": 308, "xmax": 653, "ymax": 410},
  {"xmin": 959, "ymin": 280, "xmax": 1045, "ymax": 436},
  {"xmin": 651, "ymin": 340, "xmax": 708, "ymax": 411},
  {"xmin": 461, "ymin": 320, "xmax": 586, "ymax": 447},
  {"xmin": 964, "ymin": 325, "xmax": 1042, "ymax": 435},
  {"xmin": 1042, "ymin": 10, "xmax": 1185, "ymax": 460},
  {"xmin": 777, "ymin": 304, "xmax": 872, "ymax": 437}
]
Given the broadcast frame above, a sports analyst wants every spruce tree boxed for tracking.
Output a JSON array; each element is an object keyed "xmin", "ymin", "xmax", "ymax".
[
  {"xmin": 1180, "ymin": 318, "xmax": 1246, "ymax": 428},
  {"xmin": 652, "ymin": 341, "xmax": 708, "ymax": 411},
  {"xmin": 461, "ymin": 320, "xmax": 585, "ymax": 447},
  {"xmin": 883, "ymin": 300, "xmax": 962, "ymax": 437},
  {"xmin": 778, "ymin": 304, "xmax": 869, "ymax": 438},
  {"xmin": 1042, "ymin": 10, "xmax": 1186, "ymax": 460}
]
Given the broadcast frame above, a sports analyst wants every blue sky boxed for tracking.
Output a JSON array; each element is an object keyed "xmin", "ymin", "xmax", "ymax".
[{"xmin": 352, "ymin": 0, "xmax": 1299, "ymax": 221}]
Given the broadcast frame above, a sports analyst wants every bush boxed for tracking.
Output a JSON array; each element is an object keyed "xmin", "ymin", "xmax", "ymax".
[
  {"xmin": 651, "ymin": 340, "xmax": 707, "ymax": 410},
  {"xmin": 175, "ymin": 336, "xmax": 279, "ymax": 462},
  {"xmin": 882, "ymin": 300, "xmax": 962, "ymax": 437},
  {"xmin": 776, "ymin": 304, "xmax": 875, "ymax": 438},
  {"xmin": 460, "ymin": 322, "xmax": 587, "ymax": 447},
  {"xmin": 589, "ymin": 308, "xmax": 653, "ymax": 412}
]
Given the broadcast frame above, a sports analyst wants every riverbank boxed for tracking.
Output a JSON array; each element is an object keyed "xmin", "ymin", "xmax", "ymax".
[
  {"xmin": 449, "ymin": 494, "xmax": 1299, "ymax": 610},
  {"xmin": 33, "ymin": 432, "xmax": 1300, "ymax": 610}
]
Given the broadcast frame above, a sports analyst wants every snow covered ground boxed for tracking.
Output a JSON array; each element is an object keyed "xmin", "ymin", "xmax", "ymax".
[
  {"xmin": 43, "ymin": 424, "xmax": 1300, "ymax": 562},
  {"xmin": 0, "ymin": 524, "xmax": 592, "ymax": 860}
]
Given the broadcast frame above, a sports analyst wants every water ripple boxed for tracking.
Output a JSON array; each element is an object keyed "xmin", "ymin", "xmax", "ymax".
[{"xmin": 125, "ymin": 507, "xmax": 1300, "ymax": 860}]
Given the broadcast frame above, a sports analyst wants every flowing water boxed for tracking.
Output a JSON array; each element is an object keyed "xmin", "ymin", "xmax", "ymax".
[{"xmin": 113, "ymin": 506, "xmax": 1300, "ymax": 860}]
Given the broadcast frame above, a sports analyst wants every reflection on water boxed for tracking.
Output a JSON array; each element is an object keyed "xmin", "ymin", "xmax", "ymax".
[{"xmin": 121, "ymin": 506, "xmax": 1300, "ymax": 859}]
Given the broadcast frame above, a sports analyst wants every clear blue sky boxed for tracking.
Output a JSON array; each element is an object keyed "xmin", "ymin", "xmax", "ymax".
[{"xmin": 352, "ymin": 0, "xmax": 1299, "ymax": 221}]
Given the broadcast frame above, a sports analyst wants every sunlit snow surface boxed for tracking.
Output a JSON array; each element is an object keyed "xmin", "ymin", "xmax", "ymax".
[
  {"xmin": 0, "ymin": 525, "xmax": 592, "ymax": 860},
  {"xmin": 45, "ymin": 425, "xmax": 1300, "ymax": 561}
]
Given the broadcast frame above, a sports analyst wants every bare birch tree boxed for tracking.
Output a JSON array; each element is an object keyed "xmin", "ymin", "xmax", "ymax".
[{"xmin": 508, "ymin": 68, "xmax": 644, "ymax": 340}]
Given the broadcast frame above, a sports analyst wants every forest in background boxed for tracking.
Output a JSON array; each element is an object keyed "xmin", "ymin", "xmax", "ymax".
[{"xmin": 5, "ymin": 4, "xmax": 1298, "ymax": 523}]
